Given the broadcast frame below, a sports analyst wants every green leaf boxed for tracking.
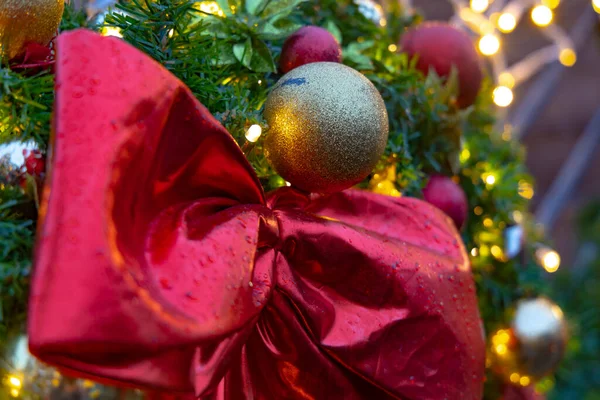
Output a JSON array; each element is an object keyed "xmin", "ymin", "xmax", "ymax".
[
  {"xmin": 245, "ymin": 0, "xmax": 268, "ymax": 15},
  {"xmin": 324, "ymin": 20, "xmax": 342, "ymax": 44},
  {"xmin": 257, "ymin": 19, "xmax": 301, "ymax": 40},
  {"xmin": 213, "ymin": 43, "xmax": 237, "ymax": 65},
  {"xmin": 249, "ymin": 39, "xmax": 276, "ymax": 72},
  {"xmin": 261, "ymin": 0, "xmax": 305, "ymax": 21},
  {"xmin": 233, "ymin": 39, "xmax": 253, "ymax": 68}
]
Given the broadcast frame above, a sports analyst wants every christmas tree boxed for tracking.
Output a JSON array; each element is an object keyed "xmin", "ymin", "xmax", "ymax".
[{"xmin": 1, "ymin": 0, "xmax": 598, "ymax": 398}]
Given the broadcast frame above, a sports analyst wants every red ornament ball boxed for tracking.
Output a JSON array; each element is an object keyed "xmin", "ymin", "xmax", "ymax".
[
  {"xmin": 401, "ymin": 22, "xmax": 482, "ymax": 108},
  {"xmin": 23, "ymin": 149, "xmax": 45, "ymax": 176},
  {"xmin": 423, "ymin": 175, "xmax": 468, "ymax": 230},
  {"xmin": 279, "ymin": 26, "xmax": 342, "ymax": 74}
]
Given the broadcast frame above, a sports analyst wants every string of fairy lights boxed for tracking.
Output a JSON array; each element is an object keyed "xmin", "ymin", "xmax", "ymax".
[{"xmin": 451, "ymin": 0, "xmax": 599, "ymax": 108}]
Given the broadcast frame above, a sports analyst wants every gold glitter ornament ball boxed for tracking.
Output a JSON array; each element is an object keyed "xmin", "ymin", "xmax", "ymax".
[
  {"xmin": 0, "ymin": 0, "xmax": 64, "ymax": 60},
  {"xmin": 264, "ymin": 62, "xmax": 389, "ymax": 193},
  {"xmin": 490, "ymin": 297, "xmax": 568, "ymax": 383}
]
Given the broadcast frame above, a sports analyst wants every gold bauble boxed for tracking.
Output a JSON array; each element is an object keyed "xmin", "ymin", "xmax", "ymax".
[
  {"xmin": 489, "ymin": 298, "xmax": 568, "ymax": 385},
  {"xmin": 264, "ymin": 62, "xmax": 389, "ymax": 193},
  {"xmin": 0, "ymin": 0, "xmax": 64, "ymax": 60}
]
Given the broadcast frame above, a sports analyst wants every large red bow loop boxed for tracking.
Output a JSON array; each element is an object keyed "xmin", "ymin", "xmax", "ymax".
[{"xmin": 28, "ymin": 30, "xmax": 485, "ymax": 400}]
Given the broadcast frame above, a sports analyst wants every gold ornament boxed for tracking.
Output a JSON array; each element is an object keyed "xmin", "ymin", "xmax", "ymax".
[
  {"xmin": 489, "ymin": 298, "xmax": 568, "ymax": 385},
  {"xmin": 0, "ymin": 0, "xmax": 64, "ymax": 60},
  {"xmin": 264, "ymin": 62, "xmax": 389, "ymax": 193}
]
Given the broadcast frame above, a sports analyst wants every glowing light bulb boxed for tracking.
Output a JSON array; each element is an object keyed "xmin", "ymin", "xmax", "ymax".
[
  {"xmin": 559, "ymin": 48, "xmax": 576, "ymax": 66},
  {"xmin": 531, "ymin": 5, "xmax": 553, "ymax": 27},
  {"xmin": 8, "ymin": 376, "xmax": 22, "ymax": 389},
  {"xmin": 195, "ymin": 1, "xmax": 225, "ymax": 16},
  {"xmin": 493, "ymin": 86, "xmax": 513, "ymax": 107},
  {"xmin": 245, "ymin": 124, "xmax": 262, "ymax": 143},
  {"xmin": 482, "ymin": 173, "xmax": 496, "ymax": 185},
  {"xmin": 536, "ymin": 247, "xmax": 561, "ymax": 272},
  {"xmin": 460, "ymin": 148, "xmax": 471, "ymax": 163},
  {"xmin": 470, "ymin": 0, "xmax": 489, "ymax": 13},
  {"xmin": 519, "ymin": 376, "xmax": 531, "ymax": 386},
  {"xmin": 497, "ymin": 13, "xmax": 517, "ymax": 33},
  {"xmin": 479, "ymin": 34, "xmax": 500, "ymax": 56},
  {"xmin": 101, "ymin": 27, "xmax": 123, "ymax": 38},
  {"xmin": 594, "ymin": 0, "xmax": 600, "ymax": 13},
  {"xmin": 542, "ymin": 0, "xmax": 560, "ymax": 8},
  {"xmin": 10, "ymin": 388, "xmax": 19, "ymax": 397},
  {"xmin": 510, "ymin": 373, "xmax": 520, "ymax": 383},
  {"xmin": 388, "ymin": 44, "xmax": 397, "ymax": 52}
]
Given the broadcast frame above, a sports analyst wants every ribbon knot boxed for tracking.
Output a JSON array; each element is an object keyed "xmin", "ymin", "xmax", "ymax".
[{"xmin": 28, "ymin": 30, "xmax": 485, "ymax": 400}]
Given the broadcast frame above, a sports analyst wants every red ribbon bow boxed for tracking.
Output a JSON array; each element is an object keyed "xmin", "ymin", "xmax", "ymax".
[{"xmin": 28, "ymin": 30, "xmax": 485, "ymax": 400}]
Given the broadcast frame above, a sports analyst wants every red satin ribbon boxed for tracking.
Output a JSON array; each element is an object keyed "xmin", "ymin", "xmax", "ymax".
[{"xmin": 28, "ymin": 30, "xmax": 485, "ymax": 399}]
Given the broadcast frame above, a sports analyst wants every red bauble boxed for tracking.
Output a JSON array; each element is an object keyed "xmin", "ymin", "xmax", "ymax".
[
  {"xmin": 401, "ymin": 22, "xmax": 482, "ymax": 108},
  {"xmin": 279, "ymin": 26, "xmax": 342, "ymax": 74},
  {"xmin": 23, "ymin": 149, "xmax": 45, "ymax": 176},
  {"xmin": 423, "ymin": 175, "xmax": 468, "ymax": 230}
]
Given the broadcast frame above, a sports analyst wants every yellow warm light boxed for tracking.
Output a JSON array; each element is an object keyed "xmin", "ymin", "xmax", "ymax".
[
  {"xmin": 484, "ymin": 173, "xmax": 496, "ymax": 185},
  {"xmin": 542, "ymin": 0, "xmax": 560, "ymax": 8},
  {"xmin": 479, "ymin": 34, "xmax": 500, "ymax": 56},
  {"xmin": 474, "ymin": 206, "xmax": 483, "ymax": 215},
  {"xmin": 594, "ymin": 0, "xmax": 600, "ymax": 14},
  {"xmin": 245, "ymin": 124, "xmax": 262, "ymax": 143},
  {"xmin": 101, "ymin": 27, "xmax": 123, "ymax": 38},
  {"xmin": 380, "ymin": 17, "xmax": 387, "ymax": 27},
  {"xmin": 510, "ymin": 373, "xmax": 521, "ymax": 383},
  {"xmin": 195, "ymin": 1, "xmax": 225, "ymax": 17},
  {"xmin": 285, "ymin": 181, "xmax": 291, "ymax": 187},
  {"xmin": 498, "ymin": 72, "xmax": 516, "ymax": 88},
  {"xmin": 460, "ymin": 148, "xmax": 471, "ymax": 163},
  {"xmin": 471, "ymin": 248, "xmax": 479, "ymax": 257},
  {"xmin": 531, "ymin": 5, "xmax": 553, "ymax": 27},
  {"xmin": 520, "ymin": 376, "xmax": 531, "ymax": 386},
  {"xmin": 491, "ymin": 245, "xmax": 504, "ymax": 260},
  {"xmin": 559, "ymin": 48, "xmax": 576, "ymax": 66},
  {"xmin": 7, "ymin": 376, "xmax": 22, "ymax": 389},
  {"xmin": 493, "ymin": 86, "xmax": 513, "ymax": 107},
  {"xmin": 495, "ymin": 343, "xmax": 508, "ymax": 355},
  {"xmin": 518, "ymin": 180, "xmax": 534, "ymax": 199},
  {"xmin": 470, "ymin": 0, "xmax": 489, "ymax": 13},
  {"xmin": 388, "ymin": 44, "xmax": 398, "ymax": 52},
  {"xmin": 10, "ymin": 388, "xmax": 19, "ymax": 397},
  {"xmin": 539, "ymin": 249, "xmax": 561, "ymax": 272},
  {"xmin": 483, "ymin": 217, "xmax": 493, "ymax": 228},
  {"xmin": 498, "ymin": 13, "xmax": 517, "ymax": 33}
]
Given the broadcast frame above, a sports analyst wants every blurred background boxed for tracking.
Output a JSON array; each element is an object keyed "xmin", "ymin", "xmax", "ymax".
[{"xmin": 417, "ymin": 0, "xmax": 600, "ymax": 268}]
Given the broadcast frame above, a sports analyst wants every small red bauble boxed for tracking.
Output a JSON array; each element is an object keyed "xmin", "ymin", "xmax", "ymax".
[
  {"xmin": 279, "ymin": 26, "xmax": 342, "ymax": 74},
  {"xmin": 423, "ymin": 175, "xmax": 468, "ymax": 230},
  {"xmin": 23, "ymin": 149, "xmax": 45, "ymax": 176},
  {"xmin": 401, "ymin": 22, "xmax": 482, "ymax": 108}
]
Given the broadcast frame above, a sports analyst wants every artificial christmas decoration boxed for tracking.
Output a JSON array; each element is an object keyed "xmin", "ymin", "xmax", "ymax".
[
  {"xmin": 422, "ymin": 175, "xmax": 468, "ymax": 229},
  {"xmin": 490, "ymin": 298, "xmax": 567, "ymax": 384},
  {"xmin": 22, "ymin": 149, "xmax": 45, "ymax": 177},
  {"xmin": 0, "ymin": 0, "xmax": 65, "ymax": 60},
  {"xmin": 0, "ymin": 0, "xmax": 590, "ymax": 397},
  {"xmin": 400, "ymin": 22, "xmax": 483, "ymax": 108},
  {"xmin": 279, "ymin": 26, "xmax": 342, "ymax": 73},
  {"xmin": 264, "ymin": 62, "xmax": 388, "ymax": 193},
  {"xmin": 28, "ymin": 29, "xmax": 485, "ymax": 399}
]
